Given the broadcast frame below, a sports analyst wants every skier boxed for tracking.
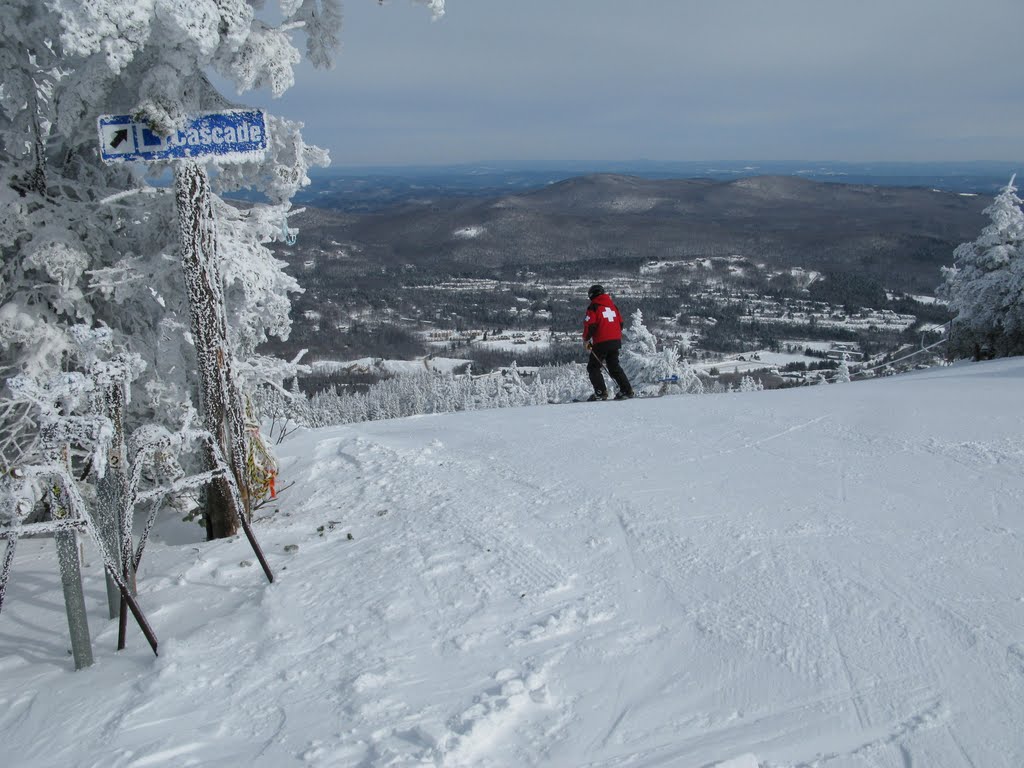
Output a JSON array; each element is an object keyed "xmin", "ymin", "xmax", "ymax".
[{"xmin": 582, "ymin": 284, "xmax": 634, "ymax": 401}]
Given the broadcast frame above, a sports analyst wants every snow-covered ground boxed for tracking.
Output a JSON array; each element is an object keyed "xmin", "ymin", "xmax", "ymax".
[{"xmin": 4, "ymin": 359, "xmax": 1024, "ymax": 767}]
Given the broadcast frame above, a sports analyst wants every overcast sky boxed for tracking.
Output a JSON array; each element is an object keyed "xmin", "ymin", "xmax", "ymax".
[{"xmin": 252, "ymin": 0, "xmax": 1024, "ymax": 167}]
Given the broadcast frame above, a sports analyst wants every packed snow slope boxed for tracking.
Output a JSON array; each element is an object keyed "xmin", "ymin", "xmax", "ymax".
[{"xmin": 4, "ymin": 360, "xmax": 1024, "ymax": 768}]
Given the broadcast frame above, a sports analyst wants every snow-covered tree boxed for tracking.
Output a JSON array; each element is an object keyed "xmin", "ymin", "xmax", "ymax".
[
  {"xmin": 834, "ymin": 359, "xmax": 851, "ymax": 384},
  {"xmin": 621, "ymin": 311, "xmax": 703, "ymax": 395},
  {"xmin": 0, "ymin": 1, "xmax": 443, "ymax": 536},
  {"xmin": 939, "ymin": 175, "xmax": 1024, "ymax": 357},
  {"xmin": 737, "ymin": 375, "xmax": 763, "ymax": 393}
]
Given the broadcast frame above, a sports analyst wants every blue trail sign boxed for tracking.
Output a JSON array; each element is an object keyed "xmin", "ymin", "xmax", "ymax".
[{"xmin": 97, "ymin": 109, "xmax": 268, "ymax": 164}]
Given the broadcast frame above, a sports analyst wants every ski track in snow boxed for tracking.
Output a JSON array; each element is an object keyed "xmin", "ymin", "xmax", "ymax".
[{"xmin": 3, "ymin": 360, "xmax": 1024, "ymax": 767}]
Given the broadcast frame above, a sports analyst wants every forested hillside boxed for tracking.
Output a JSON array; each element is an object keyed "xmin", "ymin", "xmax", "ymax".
[{"xmin": 262, "ymin": 175, "xmax": 981, "ymax": 366}]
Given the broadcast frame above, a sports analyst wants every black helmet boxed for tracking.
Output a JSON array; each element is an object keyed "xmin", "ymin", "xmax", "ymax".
[{"xmin": 588, "ymin": 284, "xmax": 605, "ymax": 299}]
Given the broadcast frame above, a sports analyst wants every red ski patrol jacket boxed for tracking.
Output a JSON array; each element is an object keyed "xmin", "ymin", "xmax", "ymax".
[{"xmin": 583, "ymin": 292, "xmax": 624, "ymax": 345}]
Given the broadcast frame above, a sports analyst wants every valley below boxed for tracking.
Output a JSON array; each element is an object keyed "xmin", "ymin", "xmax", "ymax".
[{"xmin": 261, "ymin": 172, "xmax": 990, "ymax": 389}]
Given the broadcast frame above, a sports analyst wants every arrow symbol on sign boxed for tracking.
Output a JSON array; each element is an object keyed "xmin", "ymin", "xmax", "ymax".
[{"xmin": 110, "ymin": 129, "xmax": 129, "ymax": 148}]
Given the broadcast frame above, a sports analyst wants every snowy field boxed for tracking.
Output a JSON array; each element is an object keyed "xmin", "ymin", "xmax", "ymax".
[
  {"xmin": 423, "ymin": 330, "xmax": 556, "ymax": 354},
  {"xmin": 4, "ymin": 359, "xmax": 1024, "ymax": 767},
  {"xmin": 690, "ymin": 341, "xmax": 842, "ymax": 377},
  {"xmin": 691, "ymin": 349, "xmax": 826, "ymax": 376}
]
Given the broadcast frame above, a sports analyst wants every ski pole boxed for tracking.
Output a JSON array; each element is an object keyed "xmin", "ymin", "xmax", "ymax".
[{"xmin": 588, "ymin": 346, "xmax": 610, "ymax": 373}]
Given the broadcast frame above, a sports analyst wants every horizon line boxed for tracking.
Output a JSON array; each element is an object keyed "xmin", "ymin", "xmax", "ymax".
[{"xmin": 318, "ymin": 159, "xmax": 1023, "ymax": 173}]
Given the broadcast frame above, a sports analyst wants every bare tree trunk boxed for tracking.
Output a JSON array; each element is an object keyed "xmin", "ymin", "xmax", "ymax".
[
  {"xmin": 174, "ymin": 161, "xmax": 250, "ymax": 539},
  {"xmin": 25, "ymin": 73, "xmax": 47, "ymax": 195},
  {"xmin": 95, "ymin": 383, "xmax": 130, "ymax": 618}
]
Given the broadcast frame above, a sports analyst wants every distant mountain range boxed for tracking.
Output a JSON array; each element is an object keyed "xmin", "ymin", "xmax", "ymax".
[
  {"xmin": 288, "ymin": 172, "xmax": 990, "ymax": 293},
  {"xmin": 293, "ymin": 160, "xmax": 1018, "ymax": 211}
]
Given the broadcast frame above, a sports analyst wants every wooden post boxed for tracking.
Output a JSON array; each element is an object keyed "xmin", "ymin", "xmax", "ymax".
[{"xmin": 174, "ymin": 161, "xmax": 250, "ymax": 539}]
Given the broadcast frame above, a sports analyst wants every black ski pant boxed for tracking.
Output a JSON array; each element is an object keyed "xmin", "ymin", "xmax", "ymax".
[{"xmin": 587, "ymin": 339, "xmax": 632, "ymax": 395}]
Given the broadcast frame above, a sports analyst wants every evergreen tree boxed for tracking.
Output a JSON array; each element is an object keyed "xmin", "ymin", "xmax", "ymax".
[
  {"xmin": 737, "ymin": 375, "xmax": 763, "ymax": 393},
  {"xmin": 621, "ymin": 310, "xmax": 703, "ymax": 395},
  {"xmin": 834, "ymin": 359, "xmax": 851, "ymax": 384},
  {"xmin": 0, "ymin": 0, "xmax": 443, "ymax": 533},
  {"xmin": 939, "ymin": 175, "xmax": 1024, "ymax": 357}
]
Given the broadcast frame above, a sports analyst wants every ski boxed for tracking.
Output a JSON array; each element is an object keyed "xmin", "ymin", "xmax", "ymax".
[{"xmin": 568, "ymin": 393, "xmax": 662, "ymax": 403}]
